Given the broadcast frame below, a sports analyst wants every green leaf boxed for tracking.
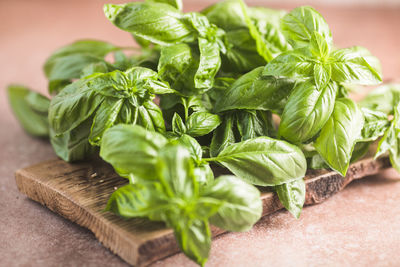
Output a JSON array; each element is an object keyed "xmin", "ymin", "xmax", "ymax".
[
  {"xmin": 236, "ymin": 110, "xmax": 276, "ymax": 140},
  {"xmin": 263, "ymin": 48, "xmax": 314, "ymax": 78},
  {"xmin": 157, "ymin": 44, "xmax": 199, "ymax": 95},
  {"xmin": 100, "ymin": 124, "xmax": 168, "ymax": 180},
  {"xmin": 146, "ymin": 0, "xmax": 182, "ymax": 10},
  {"xmin": 195, "ymin": 38, "xmax": 221, "ymax": 89},
  {"xmin": 202, "ymin": 175, "xmax": 262, "ymax": 231},
  {"xmin": 7, "ymin": 85, "xmax": 50, "ymax": 137},
  {"xmin": 275, "ymin": 178, "xmax": 305, "ymax": 219},
  {"xmin": 186, "ymin": 111, "xmax": 221, "ymax": 137},
  {"xmin": 313, "ymin": 63, "xmax": 331, "ymax": 90},
  {"xmin": 172, "ymin": 218, "xmax": 211, "ymax": 267},
  {"xmin": 174, "ymin": 134, "xmax": 203, "ymax": 162},
  {"xmin": 281, "ymin": 6, "xmax": 332, "ymax": 48},
  {"xmin": 360, "ymin": 83, "xmax": 400, "ymax": 114},
  {"xmin": 172, "ymin": 113, "xmax": 187, "ymax": 135},
  {"xmin": 310, "ymin": 31, "xmax": 330, "ymax": 59},
  {"xmin": 213, "ymin": 137, "xmax": 307, "ymax": 186},
  {"xmin": 104, "ymin": 2, "xmax": 194, "ymax": 45},
  {"xmin": 360, "ymin": 107, "xmax": 389, "ymax": 142},
  {"xmin": 48, "ymin": 77, "xmax": 104, "ymax": 134},
  {"xmin": 279, "ymin": 80, "xmax": 338, "ymax": 143},
  {"xmin": 89, "ymin": 98, "xmax": 124, "ymax": 146},
  {"xmin": 156, "ymin": 143, "xmax": 197, "ymax": 198},
  {"xmin": 314, "ymin": 98, "xmax": 364, "ymax": 176},
  {"xmin": 105, "ymin": 183, "xmax": 169, "ymax": 221},
  {"xmin": 202, "ymin": 0, "xmax": 246, "ymax": 31},
  {"xmin": 44, "ymin": 40, "xmax": 118, "ymax": 93},
  {"xmin": 331, "ymin": 47, "xmax": 382, "ymax": 85},
  {"xmin": 50, "ymin": 117, "xmax": 97, "ymax": 162},
  {"xmin": 210, "ymin": 113, "xmax": 235, "ymax": 157},
  {"xmin": 214, "ymin": 67, "xmax": 296, "ymax": 114}
]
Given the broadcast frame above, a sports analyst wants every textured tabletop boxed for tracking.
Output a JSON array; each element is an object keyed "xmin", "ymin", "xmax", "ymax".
[{"xmin": 1, "ymin": 1, "xmax": 400, "ymax": 266}]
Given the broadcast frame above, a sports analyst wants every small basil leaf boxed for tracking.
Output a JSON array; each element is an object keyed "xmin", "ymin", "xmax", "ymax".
[
  {"xmin": 279, "ymin": 80, "xmax": 338, "ymax": 143},
  {"xmin": 281, "ymin": 6, "xmax": 332, "ymax": 48},
  {"xmin": 195, "ymin": 37, "xmax": 221, "ymax": 89},
  {"xmin": 172, "ymin": 113, "xmax": 187, "ymax": 135},
  {"xmin": 141, "ymin": 100, "xmax": 166, "ymax": 133},
  {"xmin": 202, "ymin": 0, "xmax": 246, "ymax": 31},
  {"xmin": 214, "ymin": 137, "xmax": 307, "ymax": 186},
  {"xmin": 331, "ymin": 47, "xmax": 382, "ymax": 85},
  {"xmin": 173, "ymin": 134, "xmax": 203, "ymax": 162},
  {"xmin": 186, "ymin": 111, "xmax": 221, "ymax": 137},
  {"xmin": 89, "ymin": 98, "xmax": 124, "ymax": 146},
  {"xmin": 275, "ymin": 178, "xmax": 305, "ymax": 219},
  {"xmin": 210, "ymin": 113, "xmax": 235, "ymax": 157},
  {"xmin": 194, "ymin": 163, "xmax": 214, "ymax": 186},
  {"xmin": 313, "ymin": 63, "xmax": 331, "ymax": 90},
  {"xmin": 236, "ymin": 110, "xmax": 276, "ymax": 140},
  {"xmin": 310, "ymin": 31, "xmax": 330, "ymax": 58},
  {"xmin": 100, "ymin": 124, "xmax": 168, "ymax": 180},
  {"xmin": 104, "ymin": 2, "xmax": 194, "ymax": 46},
  {"xmin": 314, "ymin": 98, "xmax": 364, "ymax": 176},
  {"xmin": 202, "ymin": 175, "xmax": 262, "ymax": 232},
  {"xmin": 80, "ymin": 61, "xmax": 111, "ymax": 78},
  {"xmin": 105, "ymin": 183, "xmax": 169, "ymax": 221},
  {"xmin": 7, "ymin": 85, "xmax": 50, "ymax": 137}
]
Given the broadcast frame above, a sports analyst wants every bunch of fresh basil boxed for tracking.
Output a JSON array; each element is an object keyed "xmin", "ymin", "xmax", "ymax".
[{"xmin": 8, "ymin": 0, "xmax": 392, "ymax": 265}]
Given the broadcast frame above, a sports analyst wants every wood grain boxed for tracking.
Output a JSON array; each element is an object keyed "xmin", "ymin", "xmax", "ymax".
[{"xmin": 15, "ymin": 156, "xmax": 390, "ymax": 266}]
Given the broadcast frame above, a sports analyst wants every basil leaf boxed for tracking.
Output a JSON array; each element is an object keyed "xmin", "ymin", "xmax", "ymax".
[
  {"xmin": 214, "ymin": 137, "xmax": 307, "ymax": 186},
  {"xmin": 314, "ymin": 98, "xmax": 364, "ymax": 176},
  {"xmin": 351, "ymin": 142, "xmax": 372, "ymax": 163},
  {"xmin": 279, "ymin": 80, "xmax": 338, "ymax": 143},
  {"xmin": 210, "ymin": 113, "xmax": 235, "ymax": 157},
  {"xmin": 360, "ymin": 83, "xmax": 400, "ymax": 115},
  {"xmin": 275, "ymin": 178, "xmax": 305, "ymax": 219},
  {"xmin": 202, "ymin": 175, "xmax": 262, "ymax": 231},
  {"xmin": 172, "ymin": 113, "xmax": 187, "ymax": 135},
  {"xmin": 215, "ymin": 67, "xmax": 296, "ymax": 113},
  {"xmin": 157, "ymin": 44, "xmax": 199, "ymax": 95},
  {"xmin": 44, "ymin": 40, "xmax": 118, "ymax": 93},
  {"xmin": 331, "ymin": 47, "xmax": 382, "ymax": 85},
  {"xmin": 202, "ymin": 0, "xmax": 246, "ymax": 31},
  {"xmin": 172, "ymin": 218, "xmax": 211, "ymax": 267},
  {"xmin": 236, "ymin": 110, "xmax": 275, "ymax": 140},
  {"xmin": 100, "ymin": 124, "xmax": 168, "ymax": 180},
  {"xmin": 89, "ymin": 98, "xmax": 124, "ymax": 146},
  {"xmin": 313, "ymin": 63, "xmax": 331, "ymax": 90},
  {"xmin": 105, "ymin": 182, "xmax": 169, "ymax": 221},
  {"xmin": 186, "ymin": 111, "xmax": 221, "ymax": 137},
  {"xmin": 104, "ymin": 2, "xmax": 194, "ymax": 45},
  {"xmin": 282, "ymin": 6, "xmax": 332, "ymax": 48},
  {"xmin": 146, "ymin": 0, "xmax": 182, "ymax": 10},
  {"xmin": 49, "ymin": 77, "xmax": 104, "ymax": 134},
  {"xmin": 7, "ymin": 85, "xmax": 50, "ymax": 137},
  {"xmin": 156, "ymin": 144, "xmax": 197, "ymax": 198},
  {"xmin": 50, "ymin": 118, "xmax": 97, "ymax": 162},
  {"xmin": 360, "ymin": 107, "xmax": 389, "ymax": 142},
  {"xmin": 263, "ymin": 48, "xmax": 313, "ymax": 78},
  {"xmin": 195, "ymin": 38, "xmax": 221, "ymax": 89}
]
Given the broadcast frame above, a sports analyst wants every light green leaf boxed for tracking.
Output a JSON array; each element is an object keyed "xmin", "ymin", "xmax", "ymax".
[
  {"xmin": 214, "ymin": 137, "xmax": 307, "ymax": 186},
  {"xmin": 313, "ymin": 63, "xmax": 331, "ymax": 90},
  {"xmin": 275, "ymin": 178, "xmax": 305, "ymax": 219},
  {"xmin": 186, "ymin": 111, "xmax": 221, "ymax": 137},
  {"xmin": 172, "ymin": 113, "xmax": 187, "ymax": 135},
  {"xmin": 7, "ymin": 85, "xmax": 50, "ymax": 137},
  {"xmin": 315, "ymin": 98, "xmax": 364, "ymax": 176},
  {"xmin": 279, "ymin": 80, "xmax": 338, "ymax": 143},
  {"xmin": 203, "ymin": 175, "xmax": 262, "ymax": 231},
  {"xmin": 100, "ymin": 124, "xmax": 168, "ymax": 180},
  {"xmin": 360, "ymin": 107, "xmax": 389, "ymax": 142}
]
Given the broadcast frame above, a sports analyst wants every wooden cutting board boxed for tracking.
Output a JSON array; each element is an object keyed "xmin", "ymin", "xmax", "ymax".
[{"xmin": 15, "ymin": 156, "xmax": 390, "ymax": 266}]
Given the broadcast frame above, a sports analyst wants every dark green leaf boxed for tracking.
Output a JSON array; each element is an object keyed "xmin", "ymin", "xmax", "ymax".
[
  {"xmin": 172, "ymin": 113, "xmax": 187, "ymax": 135},
  {"xmin": 210, "ymin": 113, "xmax": 235, "ymax": 157},
  {"xmin": 186, "ymin": 111, "xmax": 221, "ymax": 137}
]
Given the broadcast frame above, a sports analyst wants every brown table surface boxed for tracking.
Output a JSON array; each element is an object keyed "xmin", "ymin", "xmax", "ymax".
[{"xmin": 1, "ymin": 1, "xmax": 400, "ymax": 266}]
